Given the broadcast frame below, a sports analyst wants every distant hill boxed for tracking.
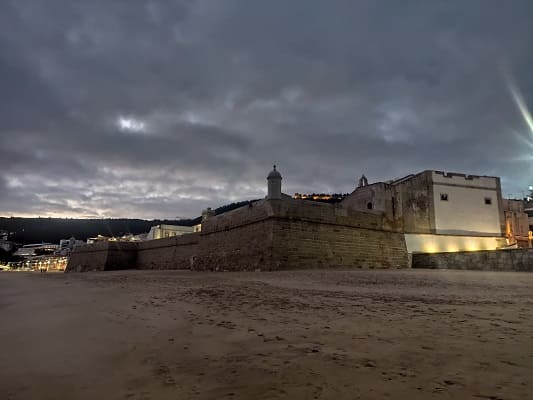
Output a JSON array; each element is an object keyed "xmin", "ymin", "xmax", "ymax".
[
  {"xmin": 0, "ymin": 200, "xmax": 258, "ymax": 245},
  {"xmin": 0, "ymin": 217, "xmax": 199, "ymax": 245}
]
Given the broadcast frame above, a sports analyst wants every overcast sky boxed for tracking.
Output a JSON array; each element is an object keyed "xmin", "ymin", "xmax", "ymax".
[{"xmin": 0, "ymin": 0, "xmax": 532, "ymax": 219}]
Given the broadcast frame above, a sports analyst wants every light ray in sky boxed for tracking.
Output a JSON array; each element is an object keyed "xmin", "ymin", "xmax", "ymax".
[
  {"xmin": 512, "ymin": 130, "xmax": 533, "ymax": 149},
  {"xmin": 504, "ymin": 72, "xmax": 533, "ymax": 134}
]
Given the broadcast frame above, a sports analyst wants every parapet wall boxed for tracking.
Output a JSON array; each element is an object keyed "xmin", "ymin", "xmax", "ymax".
[
  {"xmin": 270, "ymin": 198, "xmax": 394, "ymax": 230},
  {"xmin": 412, "ymin": 248, "xmax": 533, "ymax": 271},
  {"xmin": 432, "ymin": 170, "xmax": 498, "ymax": 189},
  {"xmin": 200, "ymin": 200, "xmax": 272, "ymax": 233}
]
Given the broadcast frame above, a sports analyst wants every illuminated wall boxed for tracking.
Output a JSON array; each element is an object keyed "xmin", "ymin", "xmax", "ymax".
[
  {"xmin": 342, "ymin": 171, "xmax": 505, "ymax": 237},
  {"xmin": 431, "ymin": 172, "xmax": 502, "ymax": 236},
  {"xmin": 404, "ymin": 233, "xmax": 506, "ymax": 254}
]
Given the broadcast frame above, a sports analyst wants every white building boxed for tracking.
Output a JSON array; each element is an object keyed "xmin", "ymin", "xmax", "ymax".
[
  {"xmin": 146, "ymin": 224, "xmax": 194, "ymax": 240},
  {"xmin": 342, "ymin": 170, "xmax": 506, "ymax": 254},
  {"xmin": 14, "ymin": 243, "xmax": 59, "ymax": 258},
  {"xmin": 0, "ymin": 240, "xmax": 15, "ymax": 252},
  {"xmin": 58, "ymin": 237, "xmax": 85, "ymax": 256}
]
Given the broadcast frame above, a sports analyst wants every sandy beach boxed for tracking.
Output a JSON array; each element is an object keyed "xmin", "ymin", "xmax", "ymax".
[{"xmin": 1, "ymin": 269, "xmax": 532, "ymax": 399}]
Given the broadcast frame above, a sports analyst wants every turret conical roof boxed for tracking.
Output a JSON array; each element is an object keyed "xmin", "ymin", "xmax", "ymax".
[{"xmin": 267, "ymin": 165, "xmax": 282, "ymax": 180}]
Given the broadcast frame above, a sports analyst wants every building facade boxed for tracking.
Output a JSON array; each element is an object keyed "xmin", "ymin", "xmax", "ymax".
[
  {"xmin": 502, "ymin": 199, "xmax": 531, "ymax": 247},
  {"xmin": 59, "ymin": 237, "xmax": 85, "ymax": 256},
  {"xmin": 341, "ymin": 170, "xmax": 506, "ymax": 253},
  {"xmin": 146, "ymin": 224, "xmax": 194, "ymax": 240}
]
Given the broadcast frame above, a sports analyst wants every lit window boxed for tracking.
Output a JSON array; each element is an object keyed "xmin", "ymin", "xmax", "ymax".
[
  {"xmin": 440, "ymin": 193, "xmax": 448, "ymax": 201},
  {"xmin": 485, "ymin": 197, "xmax": 492, "ymax": 205}
]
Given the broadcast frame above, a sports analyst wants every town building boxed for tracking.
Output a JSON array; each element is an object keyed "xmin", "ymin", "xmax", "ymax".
[
  {"xmin": 86, "ymin": 234, "xmax": 139, "ymax": 244},
  {"xmin": 87, "ymin": 235, "xmax": 112, "ymax": 244},
  {"xmin": 501, "ymin": 199, "xmax": 530, "ymax": 247},
  {"xmin": 58, "ymin": 237, "xmax": 85, "ymax": 256},
  {"xmin": 0, "ymin": 239, "xmax": 16, "ymax": 253},
  {"xmin": 0, "ymin": 229, "xmax": 16, "ymax": 252},
  {"xmin": 293, "ymin": 193, "xmax": 347, "ymax": 203},
  {"xmin": 524, "ymin": 200, "xmax": 533, "ymax": 232},
  {"xmin": 14, "ymin": 243, "xmax": 59, "ymax": 257}
]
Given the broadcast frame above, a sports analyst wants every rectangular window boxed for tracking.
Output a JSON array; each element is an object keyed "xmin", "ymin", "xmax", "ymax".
[
  {"xmin": 484, "ymin": 197, "xmax": 492, "ymax": 205},
  {"xmin": 440, "ymin": 193, "xmax": 448, "ymax": 201}
]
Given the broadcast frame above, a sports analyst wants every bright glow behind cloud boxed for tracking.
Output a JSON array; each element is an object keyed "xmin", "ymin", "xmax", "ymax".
[{"xmin": 116, "ymin": 115, "xmax": 147, "ymax": 133}]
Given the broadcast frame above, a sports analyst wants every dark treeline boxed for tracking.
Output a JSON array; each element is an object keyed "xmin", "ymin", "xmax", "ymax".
[
  {"xmin": 0, "ymin": 200, "xmax": 258, "ymax": 245},
  {"xmin": 0, "ymin": 217, "xmax": 198, "ymax": 245},
  {"xmin": 213, "ymin": 199, "xmax": 258, "ymax": 215}
]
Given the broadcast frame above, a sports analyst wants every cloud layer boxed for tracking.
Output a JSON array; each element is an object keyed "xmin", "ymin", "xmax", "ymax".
[{"xmin": 1, "ymin": 0, "xmax": 532, "ymax": 218}]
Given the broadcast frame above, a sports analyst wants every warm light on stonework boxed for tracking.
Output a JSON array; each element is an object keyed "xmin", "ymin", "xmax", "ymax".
[
  {"xmin": 423, "ymin": 243, "xmax": 439, "ymax": 253},
  {"xmin": 446, "ymin": 243, "xmax": 459, "ymax": 253},
  {"xmin": 465, "ymin": 241, "xmax": 480, "ymax": 252}
]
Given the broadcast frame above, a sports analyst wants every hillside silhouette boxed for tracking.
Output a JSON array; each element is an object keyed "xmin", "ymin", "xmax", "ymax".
[{"xmin": 0, "ymin": 200, "xmax": 258, "ymax": 245}]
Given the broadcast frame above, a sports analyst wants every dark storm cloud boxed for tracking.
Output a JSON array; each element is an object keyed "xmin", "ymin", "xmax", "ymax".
[{"xmin": 0, "ymin": 0, "xmax": 532, "ymax": 218}]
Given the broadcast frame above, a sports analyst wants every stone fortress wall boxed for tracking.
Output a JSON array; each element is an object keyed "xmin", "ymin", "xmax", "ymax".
[
  {"xmin": 67, "ymin": 241, "xmax": 138, "ymax": 272},
  {"xmin": 136, "ymin": 233, "xmax": 200, "ymax": 270},
  {"xmin": 66, "ymin": 198, "xmax": 409, "ymax": 272},
  {"xmin": 67, "ymin": 166, "xmax": 525, "ymax": 273},
  {"xmin": 269, "ymin": 200, "xmax": 407, "ymax": 270}
]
